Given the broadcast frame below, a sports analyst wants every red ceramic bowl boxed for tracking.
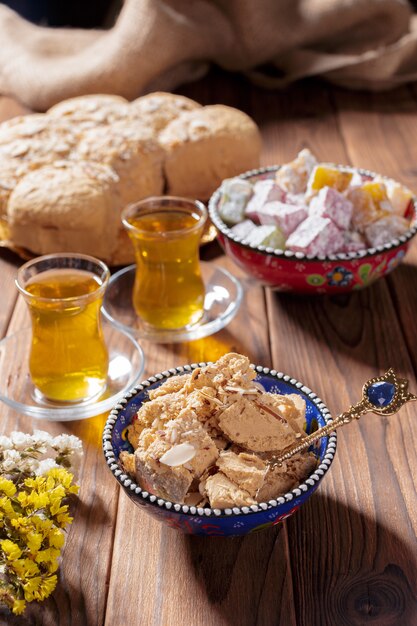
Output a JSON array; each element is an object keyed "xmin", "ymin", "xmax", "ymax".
[{"xmin": 208, "ymin": 166, "xmax": 417, "ymax": 293}]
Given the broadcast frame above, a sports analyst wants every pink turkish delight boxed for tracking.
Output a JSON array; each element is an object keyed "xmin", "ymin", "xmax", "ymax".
[
  {"xmin": 342, "ymin": 230, "xmax": 367, "ymax": 253},
  {"xmin": 309, "ymin": 186, "xmax": 353, "ymax": 230},
  {"xmin": 257, "ymin": 201, "xmax": 307, "ymax": 236},
  {"xmin": 364, "ymin": 215, "xmax": 409, "ymax": 247},
  {"xmin": 286, "ymin": 215, "xmax": 344, "ymax": 256},
  {"xmin": 285, "ymin": 192, "xmax": 307, "ymax": 206},
  {"xmin": 245, "ymin": 179, "xmax": 286, "ymax": 221}
]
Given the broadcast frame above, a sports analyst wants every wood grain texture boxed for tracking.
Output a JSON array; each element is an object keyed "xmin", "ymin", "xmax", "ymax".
[
  {"xmin": 265, "ymin": 82, "xmax": 417, "ymax": 626},
  {"xmin": 0, "ymin": 71, "xmax": 416, "ymax": 626}
]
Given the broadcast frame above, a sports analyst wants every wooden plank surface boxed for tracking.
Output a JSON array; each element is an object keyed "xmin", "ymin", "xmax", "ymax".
[
  {"xmin": 262, "ymin": 82, "xmax": 417, "ymax": 626},
  {"xmin": 0, "ymin": 70, "xmax": 416, "ymax": 626}
]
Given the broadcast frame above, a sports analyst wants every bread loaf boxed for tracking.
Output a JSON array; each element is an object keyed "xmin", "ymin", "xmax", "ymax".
[
  {"xmin": 159, "ymin": 105, "xmax": 261, "ymax": 200},
  {"xmin": 1, "ymin": 93, "xmax": 261, "ymax": 264},
  {"xmin": 0, "ymin": 114, "xmax": 78, "ymax": 216},
  {"xmin": 75, "ymin": 122, "xmax": 164, "ymax": 207},
  {"xmin": 48, "ymin": 94, "xmax": 130, "ymax": 128},
  {"xmin": 8, "ymin": 161, "xmax": 120, "ymax": 260},
  {"xmin": 0, "ymin": 114, "xmax": 77, "ymax": 166},
  {"xmin": 129, "ymin": 92, "xmax": 202, "ymax": 132},
  {"xmin": 0, "ymin": 158, "xmax": 33, "ymax": 217}
]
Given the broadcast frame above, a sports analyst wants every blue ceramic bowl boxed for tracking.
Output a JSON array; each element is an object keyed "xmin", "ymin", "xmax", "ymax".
[{"xmin": 102, "ymin": 363, "xmax": 337, "ymax": 536}]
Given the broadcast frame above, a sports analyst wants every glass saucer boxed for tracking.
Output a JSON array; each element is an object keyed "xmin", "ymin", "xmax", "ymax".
[
  {"xmin": 102, "ymin": 262, "xmax": 243, "ymax": 343},
  {"xmin": 0, "ymin": 321, "xmax": 145, "ymax": 421}
]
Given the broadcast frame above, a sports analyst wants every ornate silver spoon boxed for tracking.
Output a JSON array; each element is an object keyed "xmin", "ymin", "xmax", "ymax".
[{"xmin": 268, "ymin": 369, "xmax": 417, "ymax": 469}]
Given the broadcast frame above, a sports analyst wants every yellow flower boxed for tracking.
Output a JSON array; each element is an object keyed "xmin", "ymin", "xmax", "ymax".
[
  {"xmin": 30, "ymin": 516, "xmax": 54, "ymax": 535},
  {"xmin": 48, "ymin": 528, "xmax": 65, "ymax": 549},
  {"xmin": 50, "ymin": 500, "xmax": 66, "ymax": 517},
  {"xmin": 10, "ymin": 516, "xmax": 26, "ymax": 531},
  {"xmin": 35, "ymin": 547, "xmax": 60, "ymax": 566},
  {"xmin": 38, "ymin": 574, "xmax": 57, "ymax": 600},
  {"xmin": 26, "ymin": 531, "xmax": 43, "ymax": 554},
  {"xmin": 17, "ymin": 490, "xmax": 49, "ymax": 511},
  {"xmin": 23, "ymin": 576, "xmax": 42, "ymax": 602},
  {"xmin": 46, "ymin": 475, "xmax": 56, "ymax": 491},
  {"xmin": 24, "ymin": 476, "xmax": 45, "ymax": 491},
  {"xmin": 10, "ymin": 558, "xmax": 40, "ymax": 578},
  {"xmin": 48, "ymin": 468, "xmax": 75, "ymax": 490},
  {"xmin": 48, "ymin": 487, "xmax": 65, "ymax": 512},
  {"xmin": 12, "ymin": 597, "xmax": 26, "ymax": 615},
  {"xmin": 23, "ymin": 574, "xmax": 57, "ymax": 602},
  {"xmin": 56, "ymin": 511, "xmax": 73, "ymax": 527},
  {"xmin": 0, "ymin": 496, "xmax": 17, "ymax": 519},
  {"xmin": 0, "ymin": 440, "xmax": 81, "ymax": 615},
  {"xmin": 0, "ymin": 477, "xmax": 16, "ymax": 497},
  {"xmin": 1, "ymin": 539, "xmax": 22, "ymax": 560}
]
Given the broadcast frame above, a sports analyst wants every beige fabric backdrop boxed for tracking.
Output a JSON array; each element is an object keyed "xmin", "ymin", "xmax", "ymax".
[{"xmin": 0, "ymin": 0, "xmax": 416, "ymax": 110}]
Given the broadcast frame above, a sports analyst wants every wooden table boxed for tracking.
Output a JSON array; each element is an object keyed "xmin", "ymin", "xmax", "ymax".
[{"xmin": 0, "ymin": 71, "xmax": 416, "ymax": 626}]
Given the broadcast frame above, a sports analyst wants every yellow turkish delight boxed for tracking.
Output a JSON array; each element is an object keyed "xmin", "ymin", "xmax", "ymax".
[
  {"xmin": 307, "ymin": 165, "xmax": 353, "ymax": 194},
  {"xmin": 361, "ymin": 181, "xmax": 391, "ymax": 209}
]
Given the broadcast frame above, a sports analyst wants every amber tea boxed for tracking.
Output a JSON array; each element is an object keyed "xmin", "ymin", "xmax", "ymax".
[
  {"xmin": 16, "ymin": 255, "xmax": 109, "ymax": 403},
  {"xmin": 123, "ymin": 198, "xmax": 207, "ymax": 330}
]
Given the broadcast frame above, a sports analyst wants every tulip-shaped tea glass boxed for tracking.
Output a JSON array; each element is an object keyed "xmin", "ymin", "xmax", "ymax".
[
  {"xmin": 122, "ymin": 196, "xmax": 207, "ymax": 330},
  {"xmin": 16, "ymin": 253, "xmax": 110, "ymax": 404}
]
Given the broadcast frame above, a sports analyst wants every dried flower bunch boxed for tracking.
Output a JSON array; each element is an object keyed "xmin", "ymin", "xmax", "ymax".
[{"xmin": 0, "ymin": 431, "xmax": 83, "ymax": 615}]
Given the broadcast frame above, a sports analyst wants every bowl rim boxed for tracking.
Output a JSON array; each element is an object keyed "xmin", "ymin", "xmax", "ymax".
[
  {"xmin": 102, "ymin": 363, "xmax": 337, "ymax": 518},
  {"xmin": 208, "ymin": 164, "xmax": 417, "ymax": 263}
]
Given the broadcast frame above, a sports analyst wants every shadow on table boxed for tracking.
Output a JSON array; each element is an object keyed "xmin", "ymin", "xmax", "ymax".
[
  {"xmin": 183, "ymin": 493, "xmax": 417, "ymax": 626},
  {"xmin": 266, "ymin": 262, "xmax": 417, "ymax": 379}
]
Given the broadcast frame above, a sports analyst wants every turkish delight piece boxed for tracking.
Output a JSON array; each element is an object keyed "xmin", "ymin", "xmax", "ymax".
[
  {"xmin": 184, "ymin": 352, "xmax": 256, "ymax": 392},
  {"xmin": 134, "ymin": 442, "xmax": 193, "ymax": 503},
  {"xmin": 230, "ymin": 219, "xmax": 255, "ymax": 239},
  {"xmin": 244, "ymin": 224, "xmax": 286, "ymax": 249},
  {"xmin": 162, "ymin": 410, "xmax": 219, "ymax": 478},
  {"xmin": 307, "ymin": 165, "xmax": 353, "ymax": 194},
  {"xmin": 245, "ymin": 179, "xmax": 286, "ymax": 221},
  {"xmin": 216, "ymin": 451, "xmax": 266, "ymax": 497},
  {"xmin": 286, "ymin": 215, "xmax": 344, "ymax": 256},
  {"xmin": 361, "ymin": 181, "xmax": 393, "ymax": 213},
  {"xmin": 257, "ymin": 201, "xmax": 308, "ymax": 236},
  {"xmin": 218, "ymin": 395, "xmax": 299, "ymax": 452},
  {"xmin": 309, "ymin": 186, "xmax": 353, "ymax": 230},
  {"xmin": 342, "ymin": 230, "xmax": 367, "ymax": 252},
  {"xmin": 364, "ymin": 215, "xmax": 409, "ymax": 247},
  {"xmin": 275, "ymin": 148, "xmax": 317, "ymax": 194},
  {"xmin": 204, "ymin": 472, "xmax": 255, "ymax": 508},
  {"xmin": 376, "ymin": 177, "xmax": 414, "ymax": 216},
  {"xmin": 285, "ymin": 192, "xmax": 308, "ymax": 206},
  {"xmin": 132, "ymin": 406, "xmax": 219, "ymax": 502},
  {"xmin": 345, "ymin": 187, "xmax": 382, "ymax": 232},
  {"xmin": 119, "ymin": 451, "xmax": 136, "ymax": 477},
  {"xmin": 218, "ymin": 177, "xmax": 253, "ymax": 225}
]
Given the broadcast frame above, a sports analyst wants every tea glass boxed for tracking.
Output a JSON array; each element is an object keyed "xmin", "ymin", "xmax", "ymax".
[
  {"xmin": 122, "ymin": 196, "xmax": 207, "ymax": 330},
  {"xmin": 16, "ymin": 253, "xmax": 110, "ymax": 404}
]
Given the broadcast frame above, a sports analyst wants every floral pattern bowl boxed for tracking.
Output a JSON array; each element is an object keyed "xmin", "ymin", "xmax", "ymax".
[
  {"xmin": 102, "ymin": 363, "xmax": 336, "ymax": 536},
  {"xmin": 208, "ymin": 166, "xmax": 417, "ymax": 293}
]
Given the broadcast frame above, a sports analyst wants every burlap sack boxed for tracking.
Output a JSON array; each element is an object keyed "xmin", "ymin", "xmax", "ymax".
[{"xmin": 0, "ymin": 0, "xmax": 416, "ymax": 110}]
